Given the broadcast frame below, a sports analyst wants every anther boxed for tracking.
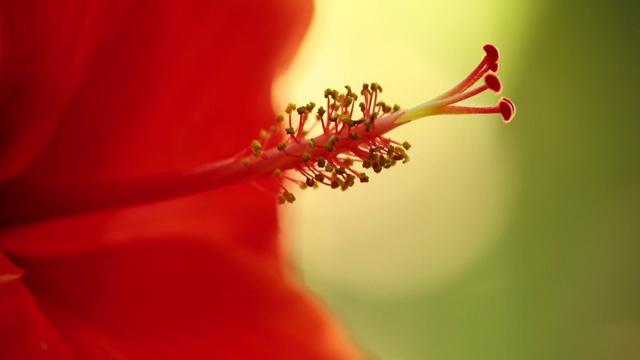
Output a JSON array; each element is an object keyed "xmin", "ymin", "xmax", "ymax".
[
  {"xmin": 306, "ymin": 102, "xmax": 316, "ymax": 112},
  {"xmin": 285, "ymin": 103, "xmax": 297, "ymax": 114},
  {"xmin": 251, "ymin": 140, "xmax": 263, "ymax": 157}
]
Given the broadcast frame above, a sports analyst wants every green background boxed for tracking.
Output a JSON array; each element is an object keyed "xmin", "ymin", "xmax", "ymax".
[{"xmin": 296, "ymin": 1, "xmax": 640, "ymax": 359}]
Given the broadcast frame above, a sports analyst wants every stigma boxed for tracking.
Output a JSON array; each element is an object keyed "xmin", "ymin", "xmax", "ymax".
[{"xmin": 398, "ymin": 44, "xmax": 515, "ymax": 123}]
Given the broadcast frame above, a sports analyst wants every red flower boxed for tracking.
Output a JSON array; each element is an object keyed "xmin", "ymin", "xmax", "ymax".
[{"xmin": 0, "ymin": 1, "xmax": 364, "ymax": 359}]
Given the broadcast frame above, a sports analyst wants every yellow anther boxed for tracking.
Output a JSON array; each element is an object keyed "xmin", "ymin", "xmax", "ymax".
[{"xmin": 251, "ymin": 140, "xmax": 263, "ymax": 157}]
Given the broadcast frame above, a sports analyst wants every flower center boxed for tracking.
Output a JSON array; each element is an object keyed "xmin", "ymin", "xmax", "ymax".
[{"xmin": 240, "ymin": 44, "xmax": 515, "ymax": 203}]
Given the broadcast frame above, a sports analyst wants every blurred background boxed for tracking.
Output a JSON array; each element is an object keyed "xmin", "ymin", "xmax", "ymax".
[{"xmin": 275, "ymin": 0, "xmax": 640, "ymax": 359}]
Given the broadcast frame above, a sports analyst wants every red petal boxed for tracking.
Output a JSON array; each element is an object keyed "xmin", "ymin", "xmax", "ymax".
[
  {"xmin": 9, "ymin": 239, "xmax": 364, "ymax": 359},
  {"xmin": 0, "ymin": 252, "xmax": 73, "ymax": 359},
  {"xmin": 0, "ymin": 1, "xmax": 97, "ymax": 182},
  {"xmin": 1, "ymin": 183, "xmax": 282, "ymax": 262},
  {"xmin": 0, "ymin": 0, "xmax": 311, "ymax": 257},
  {"xmin": 1, "ymin": 1, "xmax": 311, "ymax": 184}
]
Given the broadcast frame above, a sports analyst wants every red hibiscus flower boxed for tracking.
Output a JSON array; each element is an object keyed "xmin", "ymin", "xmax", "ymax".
[{"xmin": 0, "ymin": 1, "xmax": 365, "ymax": 359}]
